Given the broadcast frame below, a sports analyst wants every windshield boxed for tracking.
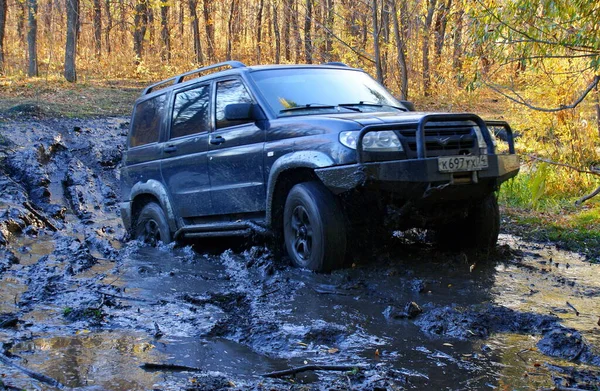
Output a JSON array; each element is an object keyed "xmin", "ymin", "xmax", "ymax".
[{"xmin": 249, "ymin": 68, "xmax": 404, "ymax": 116}]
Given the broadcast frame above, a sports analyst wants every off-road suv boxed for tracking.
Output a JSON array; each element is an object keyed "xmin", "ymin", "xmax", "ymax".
[{"xmin": 120, "ymin": 61, "xmax": 519, "ymax": 272}]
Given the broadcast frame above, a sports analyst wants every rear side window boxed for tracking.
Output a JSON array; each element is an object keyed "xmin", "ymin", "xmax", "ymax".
[
  {"xmin": 215, "ymin": 79, "xmax": 254, "ymax": 129},
  {"xmin": 130, "ymin": 94, "xmax": 166, "ymax": 147},
  {"xmin": 171, "ymin": 84, "xmax": 210, "ymax": 139}
]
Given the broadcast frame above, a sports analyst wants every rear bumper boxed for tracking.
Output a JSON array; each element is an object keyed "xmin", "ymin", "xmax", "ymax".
[{"xmin": 315, "ymin": 154, "xmax": 520, "ymax": 199}]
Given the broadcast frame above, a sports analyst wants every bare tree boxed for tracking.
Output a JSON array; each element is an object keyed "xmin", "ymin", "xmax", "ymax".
[
  {"xmin": 93, "ymin": 0, "xmax": 102, "ymax": 56},
  {"xmin": 105, "ymin": 0, "xmax": 112, "ymax": 54},
  {"xmin": 422, "ymin": 0, "xmax": 437, "ymax": 95},
  {"xmin": 391, "ymin": 0, "xmax": 408, "ymax": 99},
  {"xmin": 64, "ymin": 0, "xmax": 78, "ymax": 81},
  {"xmin": 226, "ymin": 0, "xmax": 238, "ymax": 60},
  {"xmin": 273, "ymin": 2, "xmax": 281, "ymax": 63},
  {"xmin": 133, "ymin": 0, "xmax": 148, "ymax": 59},
  {"xmin": 304, "ymin": 0, "xmax": 312, "ymax": 63},
  {"xmin": 0, "ymin": 0, "xmax": 6, "ymax": 73},
  {"xmin": 256, "ymin": 0, "xmax": 264, "ymax": 62},
  {"xmin": 372, "ymin": 0, "xmax": 383, "ymax": 82},
  {"xmin": 160, "ymin": 0, "xmax": 170, "ymax": 61},
  {"xmin": 203, "ymin": 0, "xmax": 215, "ymax": 60},
  {"xmin": 27, "ymin": 0, "xmax": 38, "ymax": 76}
]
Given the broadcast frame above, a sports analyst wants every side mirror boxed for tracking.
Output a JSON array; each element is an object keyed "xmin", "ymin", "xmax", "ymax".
[
  {"xmin": 399, "ymin": 100, "xmax": 415, "ymax": 111},
  {"xmin": 224, "ymin": 103, "xmax": 265, "ymax": 121}
]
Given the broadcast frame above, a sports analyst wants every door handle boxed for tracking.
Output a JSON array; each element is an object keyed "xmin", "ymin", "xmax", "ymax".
[
  {"xmin": 210, "ymin": 136, "xmax": 226, "ymax": 145},
  {"xmin": 164, "ymin": 145, "xmax": 177, "ymax": 153}
]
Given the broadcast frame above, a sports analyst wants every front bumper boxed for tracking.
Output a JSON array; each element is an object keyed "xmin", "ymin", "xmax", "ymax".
[{"xmin": 315, "ymin": 154, "xmax": 520, "ymax": 199}]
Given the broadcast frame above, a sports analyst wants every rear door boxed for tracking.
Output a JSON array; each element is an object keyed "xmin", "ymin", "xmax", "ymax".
[
  {"xmin": 160, "ymin": 83, "xmax": 213, "ymax": 219},
  {"xmin": 207, "ymin": 78, "xmax": 266, "ymax": 215}
]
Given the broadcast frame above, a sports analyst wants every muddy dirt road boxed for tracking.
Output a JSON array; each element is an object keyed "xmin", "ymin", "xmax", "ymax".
[{"xmin": 1, "ymin": 115, "xmax": 600, "ymax": 390}]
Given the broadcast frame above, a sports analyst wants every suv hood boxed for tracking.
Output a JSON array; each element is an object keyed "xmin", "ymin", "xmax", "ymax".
[{"xmin": 321, "ymin": 111, "xmax": 455, "ymax": 127}]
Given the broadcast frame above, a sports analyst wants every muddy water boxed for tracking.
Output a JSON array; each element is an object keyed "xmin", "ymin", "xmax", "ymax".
[{"xmin": 1, "ymin": 116, "xmax": 599, "ymax": 390}]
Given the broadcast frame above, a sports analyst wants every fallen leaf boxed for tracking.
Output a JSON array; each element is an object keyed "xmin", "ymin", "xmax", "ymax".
[
  {"xmin": 297, "ymin": 342, "xmax": 308, "ymax": 347},
  {"xmin": 469, "ymin": 263, "xmax": 476, "ymax": 273},
  {"xmin": 533, "ymin": 362, "xmax": 541, "ymax": 367},
  {"xmin": 328, "ymin": 348, "xmax": 339, "ymax": 354},
  {"xmin": 443, "ymin": 343, "xmax": 453, "ymax": 347},
  {"xmin": 76, "ymin": 329, "xmax": 91, "ymax": 335},
  {"xmin": 375, "ymin": 349, "xmax": 380, "ymax": 357}
]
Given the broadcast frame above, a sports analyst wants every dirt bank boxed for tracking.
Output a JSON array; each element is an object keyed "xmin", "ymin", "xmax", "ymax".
[{"xmin": 1, "ymin": 115, "xmax": 599, "ymax": 390}]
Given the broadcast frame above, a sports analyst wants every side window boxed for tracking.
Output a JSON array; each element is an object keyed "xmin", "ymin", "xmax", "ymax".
[
  {"xmin": 171, "ymin": 84, "xmax": 210, "ymax": 139},
  {"xmin": 215, "ymin": 79, "xmax": 254, "ymax": 129},
  {"xmin": 130, "ymin": 94, "xmax": 166, "ymax": 147}
]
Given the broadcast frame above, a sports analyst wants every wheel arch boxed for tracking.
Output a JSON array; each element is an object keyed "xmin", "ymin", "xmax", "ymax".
[
  {"xmin": 129, "ymin": 180, "xmax": 178, "ymax": 234},
  {"xmin": 266, "ymin": 151, "xmax": 336, "ymax": 234}
]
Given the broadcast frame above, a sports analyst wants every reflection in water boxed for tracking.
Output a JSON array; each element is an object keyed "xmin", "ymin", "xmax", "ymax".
[{"xmin": 12, "ymin": 332, "xmax": 163, "ymax": 390}]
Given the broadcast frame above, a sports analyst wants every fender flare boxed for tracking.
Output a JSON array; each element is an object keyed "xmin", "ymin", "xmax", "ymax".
[
  {"xmin": 265, "ymin": 151, "xmax": 335, "ymax": 226},
  {"xmin": 130, "ymin": 179, "xmax": 179, "ymax": 233}
]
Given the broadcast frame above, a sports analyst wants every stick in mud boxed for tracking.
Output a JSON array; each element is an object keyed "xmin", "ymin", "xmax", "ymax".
[
  {"xmin": 0, "ymin": 352, "xmax": 66, "ymax": 390},
  {"xmin": 140, "ymin": 363, "xmax": 202, "ymax": 372},
  {"xmin": 566, "ymin": 301, "xmax": 580, "ymax": 316},
  {"xmin": 262, "ymin": 364, "xmax": 366, "ymax": 378}
]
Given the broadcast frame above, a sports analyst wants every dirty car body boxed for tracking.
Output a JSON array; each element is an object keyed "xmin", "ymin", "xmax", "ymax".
[{"xmin": 120, "ymin": 61, "xmax": 519, "ymax": 271}]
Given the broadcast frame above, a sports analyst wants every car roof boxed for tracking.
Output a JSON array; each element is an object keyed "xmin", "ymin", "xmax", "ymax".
[{"xmin": 136, "ymin": 61, "xmax": 363, "ymax": 102}]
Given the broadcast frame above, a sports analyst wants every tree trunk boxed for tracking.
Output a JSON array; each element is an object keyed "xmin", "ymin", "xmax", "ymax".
[
  {"xmin": 42, "ymin": 0, "xmax": 52, "ymax": 36},
  {"xmin": 119, "ymin": 0, "xmax": 126, "ymax": 44},
  {"xmin": 422, "ymin": 0, "xmax": 437, "ymax": 96},
  {"xmin": 596, "ymin": 84, "xmax": 600, "ymax": 137},
  {"xmin": 203, "ymin": 0, "xmax": 214, "ymax": 61},
  {"xmin": 17, "ymin": 0, "xmax": 26, "ymax": 43},
  {"xmin": 452, "ymin": 6, "xmax": 464, "ymax": 83},
  {"xmin": 291, "ymin": 1, "xmax": 301, "ymax": 61},
  {"xmin": 0, "ymin": 0, "xmax": 6, "ymax": 74},
  {"xmin": 148, "ymin": 7, "xmax": 155, "ymax": 47},
  {"xmin": 64, "ymin": 0, "xmax": 78, "ymax": 81},
  {"xmin": 226, "ymin": 0, "xmax": 238, "ymax": 60},
  {"xmin": 256, "ymin": 0, "xmax": 264, "ymax": 62},
  {"xmin": 189, "ymin": 0, "xmax": 203, "ymax": 63},
  {"xmin": 283, "ymin": 0, "xmax": 291, "ymax": 61},
  {"xmin": 93, "ymin": 0, "xmax": 102, "ymax": 56},
  {"xmin": 133, "ymin": 0, "xmax": 148, "ymax": 59},
  {"xmin": 105, "ymin": 0, "xmax": 112, "ymax": 54},
  {"xmin": 434, "ymin": 0, "xmax": 451, "ymax": 61},
  {"xmin": 160, "ymin": 1, "xmax": 170, "ymax": 61},
  {"xmin": 392, "ymin": 0, "xmax": 408, "ymax": 99},
  {"xmin": 324, "ymin": 0, "xmax": 334, "ymax": 61},
  {"xmin": 273, "ymin": 2, "xmax": 281, "ymax": 63},
  {"xmin": 27, "ymin": 0, "xmax": 38, "ymax": 76},
  {"xmin": 372, "ymin": 0, "xmax": 383, "ymax": 83},
  {"xmin": 304, "ymin": 0, "xmax": 312, "ymax": 63},
  {"xmin": 178, "ymin": 0, "xmax": 184, "ymax": 43}
]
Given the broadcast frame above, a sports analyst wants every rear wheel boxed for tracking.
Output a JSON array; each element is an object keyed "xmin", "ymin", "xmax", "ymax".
[
  {"xmin": 134, "ymin": 202, "xmax": 172, "ymax": 246},
  {"xmin": 283, "ymin": 181, "xmax": 346, "ymax": 272},
  {"xmin": 436, "ymin": 193, "xmax": 499, "ymax": 250}
]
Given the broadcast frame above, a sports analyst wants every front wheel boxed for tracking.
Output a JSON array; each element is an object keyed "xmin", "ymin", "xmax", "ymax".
[
  {"xmin": 436, "ymin": 193, "xmax": 499, "ymax": 250},
  {"xmin": 283, "ymin": 181, "xmax": 346, "ymax": 272},
  {"xmin": 134, "ymin": 202, "xmax": 172, "ymax": 246}
]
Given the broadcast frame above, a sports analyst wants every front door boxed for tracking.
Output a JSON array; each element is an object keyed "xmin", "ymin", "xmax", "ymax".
[
  {"xmin": 160, "ymin": 83, "xmax": 212, "ymax": 219},
  {"xmin": 207, "ymin": 78, "xmax": 266, "ymax": 216}
]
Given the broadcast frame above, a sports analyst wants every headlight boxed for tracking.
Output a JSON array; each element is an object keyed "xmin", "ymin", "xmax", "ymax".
[
  {"xmin": 340, "ymin": 130, "xmax": 403, "ymax": 152},
  {"xmin": 473, "ymin": 126, "xmax": 496, "ymax": 153}
]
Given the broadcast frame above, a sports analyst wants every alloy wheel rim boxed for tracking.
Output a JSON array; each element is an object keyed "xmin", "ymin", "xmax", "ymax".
[{"xmin": 291, "ymin": 205, "xmax": 313, "ymax": 262}]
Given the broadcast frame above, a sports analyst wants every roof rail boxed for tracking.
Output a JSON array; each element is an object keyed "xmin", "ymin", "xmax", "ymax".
[
  {"xmin": 142, "ymin": 61, "xmax": 247, "ymax": 95},
  {"xmin": 323, "ymin": 62, "xmax": 349, "ymax": 67}
]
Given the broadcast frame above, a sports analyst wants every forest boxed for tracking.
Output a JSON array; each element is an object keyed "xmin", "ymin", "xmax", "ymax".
[{"xmin": 0, "ymin": 0, "xmax": 599, "ymax": 232}]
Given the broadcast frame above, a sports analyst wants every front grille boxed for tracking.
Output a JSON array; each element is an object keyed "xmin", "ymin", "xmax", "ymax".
[{"xmin": 397, "ymin": 122, "xmax": 477, "ymax": 157}]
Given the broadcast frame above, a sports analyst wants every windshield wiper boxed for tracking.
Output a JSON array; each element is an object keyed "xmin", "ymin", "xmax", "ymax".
[
  {"xmin": 279, "ymin": 104, "xmax": 360, "ymax": 114},
  {"xmin": 339, "ymin": 102, "xmax": 407, "ymax": 112}
]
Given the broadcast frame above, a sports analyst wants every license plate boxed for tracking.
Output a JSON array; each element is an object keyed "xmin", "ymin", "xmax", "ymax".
[{"xmin": 438, "ymin": 155, "xmax": 488, "ymax": 173}]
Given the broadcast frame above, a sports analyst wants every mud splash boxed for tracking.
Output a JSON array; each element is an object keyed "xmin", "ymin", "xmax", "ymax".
[{"xmin": 1, "ymin": 116, "xmax": 600, "ymax": 390}]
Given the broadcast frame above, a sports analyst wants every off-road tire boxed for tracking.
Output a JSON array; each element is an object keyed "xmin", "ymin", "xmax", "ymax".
[
  {"xmin": 283, "ymin": 181, "xmax": 346, "ymax": 272},
  {"xmin": 134, "ymin": 202, "xmax": 172, "ymax": 246},
  {"xmin": 436, "ymin": 193, "xmax": 499, "ymax": 250}
]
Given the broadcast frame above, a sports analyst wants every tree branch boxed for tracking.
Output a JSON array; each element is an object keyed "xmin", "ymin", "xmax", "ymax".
[
  {"xmin": 526, "ymin": 155, "xmax": 600, "ymax": 205},
  {"xmin": 484, "ymin": 76, "xmax": 600, "ymax": 112},
  {"xmin": 262, "ymin": 364, "xmax": 365, "ymax": 378}
]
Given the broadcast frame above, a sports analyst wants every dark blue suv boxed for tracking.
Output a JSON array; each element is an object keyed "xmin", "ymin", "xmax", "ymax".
[{"xmin": 120, "ymin": 61, "xmax": 519, "ymax": 272}]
